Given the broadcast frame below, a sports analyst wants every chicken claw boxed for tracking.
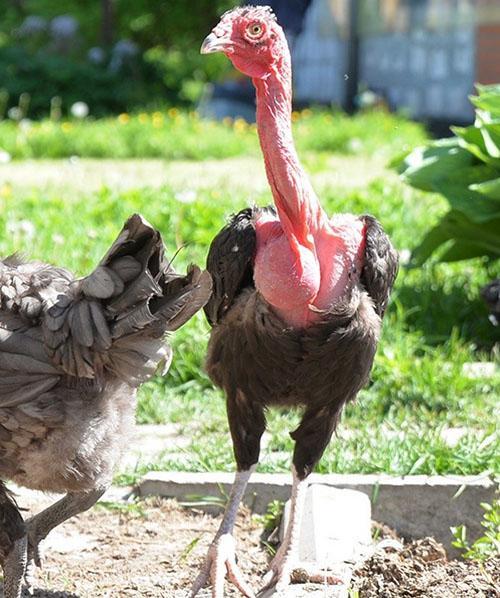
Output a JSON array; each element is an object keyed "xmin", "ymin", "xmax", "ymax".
[{"xmin": 191, "ymin": 533, "xmax": 255, "ymax": 598}]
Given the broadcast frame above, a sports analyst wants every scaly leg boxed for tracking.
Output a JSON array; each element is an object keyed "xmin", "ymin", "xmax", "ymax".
[
  {"xmin": 191, "ymin": 390, "xmax": 265, "ymax": 597},
  {"xmin": 23, "ymin": 487, "xmax": 106, "ymax": 592},
  {"xmin": 2, "ymin": 535, "xmax": 27, "ymax": 598},
  {"xmin": 259, "ymin": 466, "xmax": 308, "ymax": 593},
  {"xmin": 260, "ymin": 406, "xmax": 340, "ymax": 594},
  {"xmin": 191, "ymin": 467, "xmax": 256, "ymax": 598}
]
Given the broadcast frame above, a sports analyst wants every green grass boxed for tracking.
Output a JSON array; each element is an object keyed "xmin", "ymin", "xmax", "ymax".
[
  {"xmin": 0, "ymin": 108, "xmax": 425, "ymax": 160},
  {"xmin": 0, "ymin": 110, "xmax": 498, "ymax": 480}
]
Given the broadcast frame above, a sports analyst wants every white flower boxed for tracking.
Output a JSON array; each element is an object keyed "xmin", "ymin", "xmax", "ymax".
[
  {"xmin": 19, "ymin": 118, "xmax": 32, "ymax": 133},
  {"xmin": 17, "ymin": 16, "xmax": 47, "ymax": 37},
  {"xmin": 6, "ymin": 220, "xmax": 35, "ymax": 240},
  {"xmin": 175, "ymin": 190, "xmax": 197, "ymax": 204},
  {"xmin": 7, "ymin": 107, "xmax": 22, "ymax": 121},
  {"xmin": 347, "ymin": 137, "xmax": 363, "ymax": 153},
  {"xmin": 71, "ymin": 102, "xmax": 89, "ymax": 119},
  {"xmin": 399, "ymin": 248, "xmax": 411, "ymax": 265},
  {"xmin": 50, "ymin": 15, "xmax": 78, "ymax": 38},
  {"xmin": 113, "ymin": 39, "xmax": 139, "ymax": 58},
  {"xmin": 88, "ymin": 47, "xmax": 105, "ymax": 65},
  {"xmin": 0, "ymin": 150, "xmax": 11, "ymax": 164},
  {"xmin": 52, "ymin": 234, "xmax": 64, "ymax": 245}
]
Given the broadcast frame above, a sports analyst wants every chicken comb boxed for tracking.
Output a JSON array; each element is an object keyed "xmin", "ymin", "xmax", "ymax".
[{"xmin": 221, "ymin": 5, "xmax": 277, "ymax": 22}]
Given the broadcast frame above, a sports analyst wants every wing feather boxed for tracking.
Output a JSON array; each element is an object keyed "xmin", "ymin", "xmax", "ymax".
[
  {"xmin": 360, "ymin": 215, "xmax": 399, "ymax": 317},
  {"xmin": 204, "ymin": 207, "xmax": 259, "ymax": 326}
]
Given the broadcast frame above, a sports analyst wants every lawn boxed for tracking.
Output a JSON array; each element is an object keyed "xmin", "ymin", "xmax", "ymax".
[{"xmin": 0, "ymin": 109, "xmax": 498, "ymax": 481}]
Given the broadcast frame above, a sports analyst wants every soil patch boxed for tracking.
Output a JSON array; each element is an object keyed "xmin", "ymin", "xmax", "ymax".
[
  {"xmin": 352, "ymin": 537, "xmax": 499, "ymax": 597},
  {"xmin": 1, "ymin": 496, "xmax": 497, "ymax": 597},
  {"xmin": 1, "ymin": 496, "xmax": 267, "ymax": 598}
]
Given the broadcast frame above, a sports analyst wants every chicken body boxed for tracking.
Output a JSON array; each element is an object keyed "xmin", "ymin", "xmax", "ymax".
[
  {"xmin": 0, "ymin": 214, "xmax": 211, "ymax": 597},
  {"xmin": 195, "ymin": 6, "xmax": 398, "ymax": 597}
]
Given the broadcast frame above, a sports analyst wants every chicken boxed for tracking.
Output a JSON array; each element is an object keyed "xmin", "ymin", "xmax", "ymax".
[
  {"xmin": 194, "ymin": 6, "xmax": 398, "ymax": 597},
  {"xmin": 0, "ymin": 214, "xmax": 211, "ymax": 598},
  {"xmin": 481, "ymin": 279, "xmax": 500, "ymax": 326}
]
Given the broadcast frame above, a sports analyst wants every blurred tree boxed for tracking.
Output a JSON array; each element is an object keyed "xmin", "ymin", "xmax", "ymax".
[
  {"xmin": 0, "ymin": 0, "xmax": 237, "ymax": 114},
  {"xmin": 9, "ymin": 0, "xmax": 26, "ymax": 16},
  {"xmin": 101, "ymin": 0, "xmax": 115, "ymax": 48}
]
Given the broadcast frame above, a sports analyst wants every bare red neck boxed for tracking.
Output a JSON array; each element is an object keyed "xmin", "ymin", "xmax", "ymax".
[{"xmin": 253, "ymin": 55, "xmax": 326, "ymax": 250}]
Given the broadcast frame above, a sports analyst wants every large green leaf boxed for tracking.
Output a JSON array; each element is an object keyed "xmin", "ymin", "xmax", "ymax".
[
  {"xmin": 453, "ymin": 125, "xmax": 500, "ymax": 167},
  {"xmin": 472, "ymin": 84, "xmax": 500, "ymax": 117},
  {"xmin": 411, "ymin": 210, "xmax": 500, "ymax": 265},
  {"xmin": 398, "ymin": 141, "xmax": 474, "ymax": 192},
  {"xmin": 470, "ymin": 177, "xmax": 500, "ymax": 200},
  {"xmin": 433, "ymin": 180, "xmax": 500, "ymax": 222},
  {"xmin": 439, "ymin": 240, "xmax": 498, "ymax": 262},
  {"xmin": 397, "ymin": 84, "xmax": 500, "ymax": 265},
  {"xmin": 411, "ymin": 220, "xmax": 454, "ymax": 265},
  {"xmin": 480, "ymin": 123, "xmax": 500, "ymax": 159}
]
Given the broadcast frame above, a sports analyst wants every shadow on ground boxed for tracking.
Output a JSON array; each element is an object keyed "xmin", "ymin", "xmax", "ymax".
[
  {"xmin": 395, "ymin": 277, "xmax": 496, "ymax": 349},
  {"xmin": 0, "ymin": 587, "xmax": 80, "ymax": 598}
]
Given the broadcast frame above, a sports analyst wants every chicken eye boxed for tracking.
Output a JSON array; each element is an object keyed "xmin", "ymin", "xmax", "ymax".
[{"xmin": 247, "ymin": 23, "xmax": 263, "ymax": 38}]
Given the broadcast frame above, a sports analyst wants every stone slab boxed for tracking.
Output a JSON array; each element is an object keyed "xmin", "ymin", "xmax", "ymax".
[
  {"xmin": 258, "ymin": 584, "xmax": 348, "ymax": 597},
  {"xmin": 137, "ymin": 472, "xmax": 496, "ymax": 556},
  {"xmin": 280, "ymin": 487, "xmax": 372, "ymax": 564}
]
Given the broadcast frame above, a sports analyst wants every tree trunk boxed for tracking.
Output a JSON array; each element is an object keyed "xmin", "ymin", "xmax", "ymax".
[
  {"xmin": 101, "ymin": 0, "xmax": 115, "ymax": 48},
  {"xmin": 10, "ymin": 0, "xmax": 26, "ymax": 16}
]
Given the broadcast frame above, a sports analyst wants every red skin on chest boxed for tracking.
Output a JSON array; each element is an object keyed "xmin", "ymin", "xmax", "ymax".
[{"xmin": 254, "ymin": 211, "xmax": 366, "ymax": 328}]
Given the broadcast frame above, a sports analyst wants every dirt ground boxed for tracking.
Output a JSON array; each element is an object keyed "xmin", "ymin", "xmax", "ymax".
[
  {"xmin": 1, "ymin": 496, "xmax": 498, "ymax": 598},
  {"xmin": 2, "ymin": 495, "xmax": 267, "ymax": 598},
  {"xmin": 353, "ymin": 537, "xmax": 499, "ymax": 598}
]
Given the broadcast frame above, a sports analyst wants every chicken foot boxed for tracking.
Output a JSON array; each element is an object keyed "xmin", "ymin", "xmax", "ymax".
[
  {"xmin": 191, "ymin": 467, "xmax": 255, "ymax": 598},
  {"xmin": 259, "ymin": 467, "xmax": 342, "ymax": 595},
  {"xmin": 259, "ymin": 467, "xmax": 309, "ymax": 594},
  {"xmin": 23, "ymin": 487, "xmax": 107, "ymax": 592}
]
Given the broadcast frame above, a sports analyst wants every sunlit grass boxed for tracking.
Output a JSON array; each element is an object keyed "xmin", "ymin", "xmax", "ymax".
[
  {"xmin": 0, "ymin": 111, "xmax": 498, "ymax": 478},
  {"xmin": 0, "ymin": 108, "xmax": 426, "ymax": 160}
]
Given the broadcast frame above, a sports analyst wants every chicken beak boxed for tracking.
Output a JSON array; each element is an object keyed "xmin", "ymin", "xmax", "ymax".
[{"xmin": 200, "ymin": 32, "xmax": 229, "ymax": 54}]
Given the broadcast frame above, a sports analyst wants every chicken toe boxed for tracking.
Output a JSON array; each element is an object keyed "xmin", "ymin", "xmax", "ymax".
[{"xmin": 191, "ymin": 533, "xmax": 255, "ymax": 598}]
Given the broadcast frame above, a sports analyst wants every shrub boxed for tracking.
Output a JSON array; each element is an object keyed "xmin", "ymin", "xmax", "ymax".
[
  {"xmin": 393, "ymin": 84, "xmax": 500, "ymax": 265},
  {"xmin": 0, "ymin": 46, "xmax": 148, "ymax": 117},
  {"xmin": 0, "ymin": 1, "xmax": 235, "ymax": 115},
  {"xmin": 451, "ymin": 498, "xmax": 500, "ymax": 562}
]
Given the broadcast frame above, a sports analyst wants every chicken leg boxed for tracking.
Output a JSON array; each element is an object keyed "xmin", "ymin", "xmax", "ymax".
[
  {"xmin": 260, "ymin": 467, "xmax": 308, "ymax": 593},
  {"xmin": 191, "ymin": 468, "xmax": 256, "ymax": 598},
  {"xmin": 260, "ymin": 405, "xmax": 342, "ymax": 594},
  {"xmin": 23, "ymin": 487, "xmax": 106, "ymax": 592},
  {"xmin": 2, "ymin": 535, "xmax": 27, "ymax": 598}
]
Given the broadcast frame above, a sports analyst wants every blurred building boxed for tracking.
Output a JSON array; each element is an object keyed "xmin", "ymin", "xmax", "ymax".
[
  {"xmin": 201, "ymin": 0, "xmax": 500, "ymax": 125},
  {"xmin": 295, "ymin": 0, "xmax": 500, "ymax": 123}
]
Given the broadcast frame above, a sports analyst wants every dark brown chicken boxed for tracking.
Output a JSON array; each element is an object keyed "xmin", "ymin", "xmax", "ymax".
[
  {"xmin": 193, "ymin": 7, "xmax": 399, "ymax": 597},
  {"xmin": 0, "ymin": 214, "xmax": 211, "ymax": 598}
]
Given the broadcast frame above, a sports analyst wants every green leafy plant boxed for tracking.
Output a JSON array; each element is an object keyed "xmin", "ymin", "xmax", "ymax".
[
  {"xmin": 451, "ymin": 498, "xmax": 500, "ymax": 562},
  {"xmin": 256, "ymin": 500, "xmax": 285, "ymax": 533},
  {"xmin": 393, "ymin": 84, "xmax": 500, "ymax": 265},
  {"xmin": 254, "ymin": 500, "xmax": 285, "ymax": 556},
  {"xmin": 96, "ymin": 500, "xmax": 147, "ymax": 518}
]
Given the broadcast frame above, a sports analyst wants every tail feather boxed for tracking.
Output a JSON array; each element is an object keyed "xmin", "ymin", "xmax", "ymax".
[
  {"xmin": 153, "ymin": 266, "xmax": 213, "ymax": 332},
  {"xmin": 42, "ymin": 214, "xmax": 212, "ymax": 384}
]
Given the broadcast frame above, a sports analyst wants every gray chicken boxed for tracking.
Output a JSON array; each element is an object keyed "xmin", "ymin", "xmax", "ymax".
[{"xmin": 0, "ymin": 214, "xmax": 211, "ymax": 598}]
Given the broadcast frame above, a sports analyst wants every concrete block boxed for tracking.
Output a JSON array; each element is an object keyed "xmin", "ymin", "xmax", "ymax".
[
  {"xmin": 259, "ymin": 582, "xmax": 348, "ymax": 598},
  {"xmin": 137, "ymin": 472, "xmax": 496, "ymax": 556},
  {"xmin": 280, "ymin": 487, "xmax": 372, "ymax": 565},
  {"xmin": 262, "ymin": 488, "xmax": 370, "ymax": 598}
]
